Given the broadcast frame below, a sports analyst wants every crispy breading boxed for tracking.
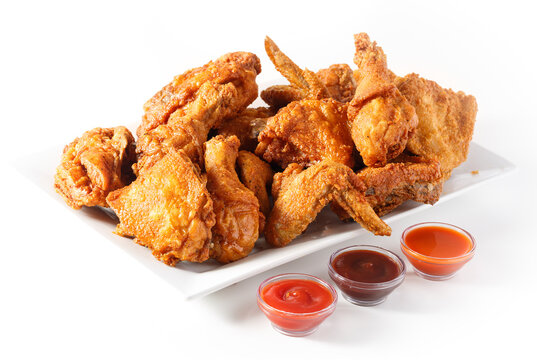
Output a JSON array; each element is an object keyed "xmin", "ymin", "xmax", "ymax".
[
  {"xmin": 216, "ymin": 107, "xmax": 274, "ymax": 152},
  {"xmin": 332, "ymin": 154, "xmax": 443, "ymax": 220},
  {"xmin": 204, "ymin": 136, "xmax": 263, "ymax": 263},
  {"xmin": 260, "ymin": 85, "xmax": 305, "ymax": 109},
  {"xmin": 396, "ymin": 73, "xmax": 478, "ymax": 178},
  {"xmin": 256, "ymin": 99, "xmax": 355, "ymax": 168},
  {"xmin": 137, "ymin": 51, "xmax": 261, "ymax": 137},
  {"xmin": 237, "ymin": 150, "xmax": 274, "ymax": 219},
  {"xmin": 348, "ymin": 33, "xmax": 418, "ymax": 167},
  {"xmin": 54, "ymin": 127, "xmax": 136, "ymax": 209},
  {"xmin": 106, "ymin": 149, "xmax": 215, "ymax": 265},
  {"xmin": 265, "ymin": 160, "xmax": 391, "ymax": 247},
  {"xmin": 315, "ymin": 64, "xmax": 357, "ymax": 102}
]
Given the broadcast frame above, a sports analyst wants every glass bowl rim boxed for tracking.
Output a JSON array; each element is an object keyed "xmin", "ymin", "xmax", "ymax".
[
  {"xmin": 256, "ymin": 273, "xmax": 338, "ymax": 318},
  {"xmin": 327, "ymin": 245, "xmax": 406, "ymax": 289},
  {"xmin": 400, "ymin": 222, "xmax": 476, "ymax": 263}
]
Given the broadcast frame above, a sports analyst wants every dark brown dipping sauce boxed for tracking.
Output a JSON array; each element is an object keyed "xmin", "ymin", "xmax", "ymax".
[{"xmin": 331, "ymin": 250, "xmax": 400, "ymax": 283}]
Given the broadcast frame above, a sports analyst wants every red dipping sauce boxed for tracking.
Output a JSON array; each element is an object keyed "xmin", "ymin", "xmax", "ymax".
[
  {"xmin": 261, "ymin": 279, "xmax": 334, "ymax": 313},
  {"xmin": 401, "ymin": 222, "xmax": 476, "ymax": 280},
  {"xmin": 257, "ymin": 274, "xmax": 337, "ymax": 336},
  {"xmin": 328, "ymin": 245, "xmax": 406, "ymax": 306}
]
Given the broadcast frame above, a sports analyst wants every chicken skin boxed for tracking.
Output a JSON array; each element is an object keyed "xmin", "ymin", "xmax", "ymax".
[
  {"xmin": 265, "ymin": 160, "xmax": 391, "ymax": 247},
  {"xmin": 332, "ymin": 154, "xmax": 443, "ymax": 220},
  {"xmin": 138, "ymin": 51, "xmax": 261, "ymax": 137},
  {"xmin": 54, "ymin": 126, "xmax": 136, "ymax": 209},
  {"xmin": 256, "ymin": 99, "xmax": 355, "ymax": 168},
  {"xmin": 216, "ymin": 107, "xmax": 274, "ymax": 152},
  {"xmin": 106, "ymin": 149, "xmax": 215, "ymax": 265},
  {"xmin": 237, "ymin": 150, "xmax": 274, "ymax": 219},
  {"xmin": 348, "ymin": 33, "xmax": 418, "ymax": 167},
  {"xmin": 261, "ymin": 37, "xmax": 356, "ymax": 108},
  {"xmin": 204, "ymin": 136, "xmax": 263, "ymax": 263},
  {"xmin": 135, "ymin": 52, "xmax": 261, "ymax": 174},
  {"xmin": 395, "ymin": 73, "xmax": 478, "ymax": 178}
]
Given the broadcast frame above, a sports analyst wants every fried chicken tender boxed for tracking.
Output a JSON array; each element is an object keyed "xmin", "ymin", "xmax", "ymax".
[
  {"xmin": 54, "ymin": 127, "xmax": 136, "ymax": 209},
  {"xmin": 216, "ymin": 107, "xmax": 274, "ymax": 152},
  {"xmin": 138, "ymin": 52, "xmax": 261, "ymax": 137},
  {"xmin": 348, "ymin": 33, "xmax": 418, "ymax": 167},
  {"xmin": 332, "ymin": 154, "xmax": 443, "ymax": 220},
  {"xmin": 261, "ymin": 37, "xmax": 356, "ymax": 108},
  {"xmin": 395, "ymin": 73, "xmax": 478, "ymax": 178},
  {"xmin": 204, "ymin": 136, "xmax": 263, "ymax": 263},
  {"xmin": 237, "ymin": 150, "xmax": 274, "ymax": 219},
  {"xmin": 265, "ymin": 160, "xmax": 391, "ymax": 247},
  {"xmin": 256, "ymin": 99, "xmax": 355, "ymax": 168},
  {"xmin": 106, "ymin": 149, "xmax": 215, "ymax": 265}
]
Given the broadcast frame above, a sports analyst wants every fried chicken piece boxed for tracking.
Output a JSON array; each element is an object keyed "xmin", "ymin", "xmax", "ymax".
[
  {"xmin": 237, "ymin": 150, "xmax": 273, "ymax": 219},
  {"xmin": 348, "ymin": 33, "xmax": 418, "ymax": 167},
  {"xmin": 106, "ymin": 149, "xmax": 215, "ymax": 265},
  {"xmin": 260, "ymin": 36, "xmax": 330, "ymax": 108},
  {"xmin": 332, "ymin": 154, "xmax": 443, "ymax": 220},
  {"xmin": 261, "ymin": 37, "xmax": 356, "ymax": 109},
  {"xmin": 395, "ymin": 73, "xmax": 478, "ymax": 178},
  {"xmin": 204, "ymin": 136, "xmax": 263, "ymax": 263},
  {"xmin": 265, "ymin": 160, "xmax": 391, "ymax": 247},
  {"xmin": 256, "ymin": 99, "xmax": 355, "ymax": 168},
  {"xmin": 54, "ymin": 127, "xmax": 136, "ymax": 209},
  {"xmin": 137, "ymin": 51, "xmax": 261, "ymax": 137},
  {"xmin": 135, "ymin": 82, "xmax": 222, "ymax": 174},
  {"xmin": 260, "ymin": 85, "xmax": 305, "ymax": 110},
  {"xmin": 313, "ymin": 64, "xmax": 357, "ymax": 103},
  {"xmin": 135, "ymin": 53, "xmax": 262, "ymax": 174},
  {"xmin": 216, "ymin": 107, "xmax": 274, "ymax": 152}
]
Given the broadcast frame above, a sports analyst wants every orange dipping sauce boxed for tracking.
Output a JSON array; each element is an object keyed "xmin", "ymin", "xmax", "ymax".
[{"xmin": 401, "ymin": 223, "xmax": 476, "ymax": 280}]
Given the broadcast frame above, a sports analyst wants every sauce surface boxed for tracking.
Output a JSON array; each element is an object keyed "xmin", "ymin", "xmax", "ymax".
[
  {"xmin": 331, "ymin": 249, "xmax": 400, "ymax": 283},
  {"xmin": 261, "ymin": 279, "xmax": 333, "ymax": 313},
  {"xmin": 405, "ymin": 226, "xmax": 472, "ymax": 258}
]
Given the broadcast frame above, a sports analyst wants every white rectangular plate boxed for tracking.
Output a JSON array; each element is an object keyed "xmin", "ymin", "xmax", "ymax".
[{"xmin": 16, "ymin": 142, "xmax": 514, "ymax": 299}]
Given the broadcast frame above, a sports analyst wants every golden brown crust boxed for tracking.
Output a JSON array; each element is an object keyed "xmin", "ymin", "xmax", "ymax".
[
  {"xmin": 137, "ymin": 51, "xmax": 261, "ymax": 137},
  {"xmin": 265, "ymin": 160, "xmax": 391, "ymax": 247},
  {"xmin": 106, "ymin": 149, "xmax": 215, "ymax": 266},
  {"xmin": 256, "ymin": 99, "xmax": 355, "ymax": 168},
  {"xmin": 216, "ymin": 107, "xmax": 274, "ymax": 152},
  {"xmin": 54, "ymin": 127, "xmax": 136, "ymax": 209},
  {"xmin": 396, "ymin": 73, "xmax": 478, "ymax": 178},
  {"xmin": 237, "ymin": 150, "xmax": 274, "ymax": 219},
  {"xmin": 348, "ymin": 33, "xmax": 418, "ymax": 167},
  {"xmin": 315, "ymin": 64, "xmax": 357, "ymax": 103},
  {"xmin": 260, "ymin": 85, "xmax": 305, "ymax": 110},
  {"xmin": 204, "ymin": 136, "xmax": 263, "ymax": 263}
]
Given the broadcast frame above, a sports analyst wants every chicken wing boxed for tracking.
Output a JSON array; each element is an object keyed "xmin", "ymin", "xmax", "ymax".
[
  {"xmin": 265, "ymin": 160, "xmax": 391, "ymax": 247},
  {"xmin": 106, "ymin": 149, "xmax": 215, "ymax": 265},
  {"xmin": 348, "ymin": 33, "xmax": 418, "ymax": 167},
  {"xmin": 237, "ymin": 150, "xmax": 273, "ymax": 219},
  {"xmin": 54, "ymin": 126, "xmax": 136, "ymax": 209},
  {"xmin": 332, "ymin": 154, "xmax": 443, "ymax": 220},
  {"xmin": 204, "ymin": 136, "xmax": 263, "ymax": 263},
  {"xmin": 256, "ymin": 99, "xmax": 355, "ymax": 168},
  {"xmin": 138, "ymin": 51, "xmax": 261, "ymax": 137},
  {"xmin": 395, "ymin": 73, "xmax": 478, "ymax": 178},
  {"xmin": 216, "ymin": 107, "xmax": 274, "ymax": 152},
  {"xmin": 261, "ymin": 37, "xmax": 356, "ymax": 108}
]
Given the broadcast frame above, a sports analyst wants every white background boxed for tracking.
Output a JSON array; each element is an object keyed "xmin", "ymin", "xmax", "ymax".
[{"xmin": 1, "ymin": 1, "xmax": 536, "ymax": 359}]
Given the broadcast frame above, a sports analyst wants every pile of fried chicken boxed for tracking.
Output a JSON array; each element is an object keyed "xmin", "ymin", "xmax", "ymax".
[{"xmin": 54, "ymin": 34, "xmax": 477, "ymax": 266}]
